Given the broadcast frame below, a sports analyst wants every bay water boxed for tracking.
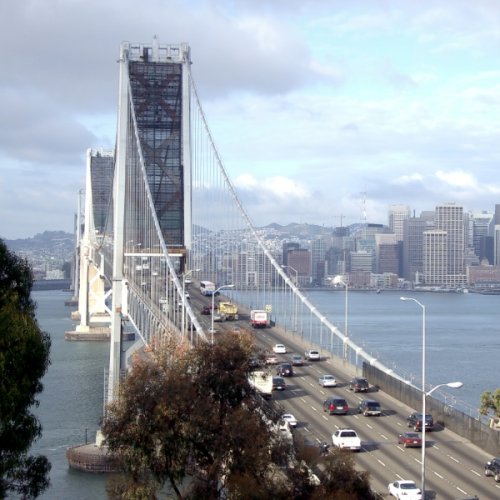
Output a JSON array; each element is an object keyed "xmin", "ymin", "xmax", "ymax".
[{"xmin": 30, "ymin": 288, "xmax": 499, "ymax": 498}]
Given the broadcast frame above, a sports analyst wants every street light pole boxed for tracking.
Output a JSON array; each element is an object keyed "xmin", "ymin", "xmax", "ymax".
[
  {"xmin": 400, "ymin": 296, "xmax": 464, "ymax": 499},
  {"xmin": 281, "ymin": 265, "xmax": 298, "ymax": 332},
  {"xmin": 211, "ymin": 284, "xmax": 234, "ymax": 344},
  {"xmin": 333, "ymin": 275, "xmax": 348, "ymax": 360}
]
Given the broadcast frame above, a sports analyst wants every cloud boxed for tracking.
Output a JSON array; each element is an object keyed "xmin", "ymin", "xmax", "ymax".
[
  {"xmin": 435, "ymin": 169, "xmax": 477, "ymax": 188},
  {"xmin": 2, "ymin": 0, "xmax": 500, "ymax": 239}
]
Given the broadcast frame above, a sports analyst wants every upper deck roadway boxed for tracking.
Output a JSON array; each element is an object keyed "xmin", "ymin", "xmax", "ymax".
[{"xmin": 188, "ymin": 283, "xmax": 498, "ymax": 500}]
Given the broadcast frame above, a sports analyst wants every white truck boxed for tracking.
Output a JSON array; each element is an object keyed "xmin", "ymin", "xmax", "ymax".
[
  {"xmin": 250, "ymin": 310, "xmax": 269, "ymax": 328},
  {"xmin": 248, "ymin": 371, "xmax": 272, "ymax": 399},
  {"xmin": 331, "ymin": 428, "xmax": 361, "ymax": 451}
]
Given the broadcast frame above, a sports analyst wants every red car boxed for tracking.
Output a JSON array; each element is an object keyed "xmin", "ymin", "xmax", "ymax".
[{"xmin": 398, "ymin": 431, "xmax": 422, "ymax": 448}]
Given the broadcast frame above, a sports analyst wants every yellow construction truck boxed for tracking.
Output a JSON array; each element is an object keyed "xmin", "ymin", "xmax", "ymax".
[{"xmin": 217, "ymin": 301, "xmax": 239, "ymax": 321}]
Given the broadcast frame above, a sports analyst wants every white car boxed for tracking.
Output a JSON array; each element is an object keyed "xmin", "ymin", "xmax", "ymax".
[
  {"xmin": 305, "ymin": 349, "xmax": 320, "ymax": 361},
  {"xmin": 331, "ymin": 428, "xmax": 361, "ymax": 451},
  {"xmin": 281, "ymin": 413, "xmax": 297, "ymax": 427},
  {"xmin": 318, "ymin": 374, "xmax": 337, "ymax": 387},
  {"xmin": 388, "ymin": 480, "xmax": 422, "ymax": 499},
  {"xmin": 273, "ymin": 344, "xmax": 287, "ymax": 354}
]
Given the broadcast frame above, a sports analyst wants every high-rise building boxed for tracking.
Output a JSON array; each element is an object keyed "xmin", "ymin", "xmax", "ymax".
[
  {"xmin": 402, "ymin": 215, "xmax": 429, "ymax": 282},
  {"xmin": 435, "ymin": 203, "xmax": 466, "ymax": 285},
  {"xmin": 282, "ymin": 242, "xmax": 300, "ymax": 267},
  {"xmin": 388, "ymin": 204, "xmax": 410, "ymax": 242},
  {"xmin": 287, "ymin": 248, "xmax": 312, "ymax": 286},
  {"xmin": 423, "ymin": 230, "xmax": 448, "ymax": 285},
  {"xmin": 350, "ymin": 250, "xmax": 374, "ymax": 273},
  {"xmin": 470, "ymin": 211, "xmax": 493, "ymax": 258},
  {"xmin": 311, "ymin": 238, "xmax": 327, "ymax": 284},
  {"xmin": 375, "ymin": 233, "xmax": 399, "ymax": 275}
]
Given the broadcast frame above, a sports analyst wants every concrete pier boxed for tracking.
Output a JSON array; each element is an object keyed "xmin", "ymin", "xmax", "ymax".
[{"xmin": 66, "ymin": 443, "xmax": 119, "ymax": 473}]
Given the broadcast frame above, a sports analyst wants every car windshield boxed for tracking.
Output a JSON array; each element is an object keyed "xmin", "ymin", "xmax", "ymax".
[
  {"xmin": 406, "ymin": 433, "xmax": 419, "ymax": 438},
  {"xmin": 367, "ymin": 402, "xmax": 379, "ymax": 407},
  {"xmin": 334, "ymin": 399, "xmax": 346, "ymax": 405},
  {"xmin": 401, "ymin": 483, "xmax": 417, "ymax": 490}
]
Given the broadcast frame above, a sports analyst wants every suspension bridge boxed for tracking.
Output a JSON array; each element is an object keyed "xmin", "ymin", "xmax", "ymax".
[{"xmin": 67, "ymin": 39, "xmax": 397, "ymax": 407}]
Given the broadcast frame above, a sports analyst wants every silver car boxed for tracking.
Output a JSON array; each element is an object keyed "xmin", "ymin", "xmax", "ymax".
[{"xmin": 318, "ymin": 374, "xmax": 337, "ymax": 387}]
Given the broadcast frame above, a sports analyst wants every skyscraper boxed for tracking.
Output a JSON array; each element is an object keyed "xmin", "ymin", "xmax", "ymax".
[
  {"xmin": 470, "ymin": 211, "xmax": 493, "ymax": 258},
  {"xmin": 436, "ymin": 203, "xmax": 465, "ymax": 278},
  {"xmin": 388, "ymin": 204, "xmax": 410, "ymax": 242},
  {"xmin": 423, "ymin": 230, "xmax": 448, "ymax": 285}
]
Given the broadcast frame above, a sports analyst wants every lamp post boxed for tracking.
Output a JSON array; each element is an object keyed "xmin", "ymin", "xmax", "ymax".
[
  {"xmin": 333, "ymin": 275, "xmax": 349, "ymax": 360},
  {"xmin": 182, "ymin": 268, "xmax": 200, "ymax": 337},
  {"xmin": 281, "ymin": 265, "xmax": 298, "ymax": 332},
  {"xmin": 400, "ymin": 296, "xmax": 463, "ymax": 498},
  {"xmin": 211, "ymin": 284, "xmax": 234, "ymax": 344}
]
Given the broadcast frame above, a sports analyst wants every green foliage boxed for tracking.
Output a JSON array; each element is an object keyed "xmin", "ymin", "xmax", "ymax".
[
  {"xmin": 312, "ymin": 448, "xmax": 378, "ymax": 499},
  {"xmin": 479, "ymin": 389, "xmax": 500, "ymax": 418},
  {"xmin": 0, "ymin": 239, "xmax": 51, "ymax": 498}
]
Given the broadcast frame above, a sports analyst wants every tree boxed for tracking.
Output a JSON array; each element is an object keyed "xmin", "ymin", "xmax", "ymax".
[
  {"xmin": 312, "ymin": 447, "xmax": 378, "ymax": 499},
  {"xmin": 103, "ymin": 333, "xmax": 318, "ymax": 499},
  {"xmin": 479, "ymin": 389, "xmax": 500, "ymax": 418},
  {"xmin": 0, "ymin": 239, "xmax": 51, "ymax": 498}
]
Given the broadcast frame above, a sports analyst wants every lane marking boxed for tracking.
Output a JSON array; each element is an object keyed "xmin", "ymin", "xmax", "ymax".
[
  {"xmin": 377, "ymin": 459, "xmax": 386, "ymax": 467},
  {"xmin": 433, "ymin": 471, "xmax": 443, "ymax": 479},
  {"xmin": 448, "ymin": 455, "xmax": 459, "ymax": 463},
  {"xmin": 380, "ymin": 434, "xmax": 389, "ymax": 440},
  {"xmin": 470, "ymin": 470, "xmax": 481, "ymax": 477}
]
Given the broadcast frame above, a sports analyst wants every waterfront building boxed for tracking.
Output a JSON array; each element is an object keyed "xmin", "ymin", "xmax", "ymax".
[
  {"xmin": 423, "ymin": 229, "xmax": 448, "ymax": 285},
  {"xmin": 467, "ymin": 263, "xmax": 500, "ymax": 289}
]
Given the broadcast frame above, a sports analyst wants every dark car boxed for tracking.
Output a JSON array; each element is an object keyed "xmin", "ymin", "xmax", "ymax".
[
  {"xmin": 277, "ymin": 363, "xmax": 294, "ymax": 377},
  {"xmin": 407, "ymin": 412, "xmax": 434, "ymax": 431},
  {"xmin": 358, "ymin": 399, "xmax": 381, "ymax": 416},
  {"xmin": 201, "ymin": 305, "xmax": 212, "ymax": 315},
  {"xmin": 484, "ymin": 456, "xmax": 500, "ymax": 482},
  {"xmin": 323, "ymin": 397, "xmax": 349, "ymax": 415},
  {"xmin": 349, "ymin": 377, "xmax": 369, "ymax": 392},
  {"xmin": 398, "ymin": 431, "xmax": 422, "ymax": 448},
  {"xmin": 272, "ymin": 376, "xmax": 286, "ymax": 391}
]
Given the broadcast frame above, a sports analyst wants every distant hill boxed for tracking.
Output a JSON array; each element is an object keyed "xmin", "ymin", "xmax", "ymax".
[
  {"xmin": 263, "ymin": 222, "xmax": 335, "ymax": 238},
  {"xmin": 4, "ymin": 230, "xmax": 74, "ymax": 259}
]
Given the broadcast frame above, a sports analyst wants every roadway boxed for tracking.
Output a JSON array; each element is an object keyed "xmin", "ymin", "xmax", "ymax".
[{"xmin": 187, "ymin": 284, "xmax": 499, "ymax": 499}]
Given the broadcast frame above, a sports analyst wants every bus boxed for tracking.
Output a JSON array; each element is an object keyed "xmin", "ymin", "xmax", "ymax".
[{"xmin": 200, "ymin": 280, "xmax": 216, "ymax": 296}]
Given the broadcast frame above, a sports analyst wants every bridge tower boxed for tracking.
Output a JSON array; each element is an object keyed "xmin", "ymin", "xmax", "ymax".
[
  {"xmin": 107, "ymin": 40, "xmax": 193, "ymax": 403},
  {"xmin": 66, "ymin": 149, "xmax": 114, "ymax": 340}
]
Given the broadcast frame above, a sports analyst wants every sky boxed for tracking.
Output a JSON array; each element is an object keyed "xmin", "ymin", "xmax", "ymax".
[{"xmin": 1, "ymin": 0, "xmax": 500, "ymax": 239}]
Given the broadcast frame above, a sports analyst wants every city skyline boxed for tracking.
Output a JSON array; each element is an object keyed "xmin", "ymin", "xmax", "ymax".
[{"xmin": 2, "ymin": 1, "xmax": 500, "ymax": 239}]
